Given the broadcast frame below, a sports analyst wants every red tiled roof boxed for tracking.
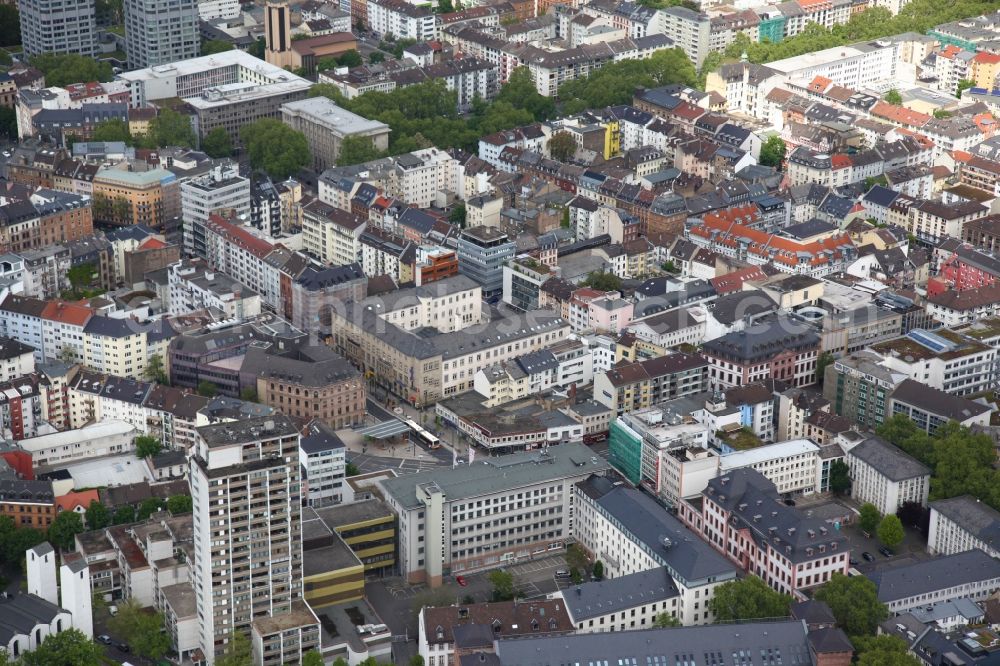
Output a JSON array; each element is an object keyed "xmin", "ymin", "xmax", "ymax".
[
  {"xmin": 56, "ymin": 489, "xmax": 100, "ymax": 512},
  {"xmin": 830, "ymin": 154, "xmax": 852, "ymax": 170},
  {"xmin": 974, "ymin": 51, "xmax": 1000, "ymax": 64},
  {"xmin": 138, "ymin": 237, "xmax": 167, "ymax": 250},
  {"xmin": 871, "ymin": 102, "xmax": 931, "ymax": 128},
  {"xmin": 41, "ymin": 301, "xmax": 93, "ymax": 327},
  {"xmin": 206, "ymin": 214, "xmax": 274, "ymax": 259}
]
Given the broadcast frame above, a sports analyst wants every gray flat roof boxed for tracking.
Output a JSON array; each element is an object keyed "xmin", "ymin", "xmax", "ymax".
[
  {"xmin": 847, "ymin": 436, "xmax": 931, "ymax": 482},
  {"xmin": 380, "ymin": 443, "xmax": 608, "ymax": 510},
  {"xmin": 929, "ymin": 496, "xmax": 1000, "ymax": 549},
  {"xmin": 563, "ymin": 567, "xmax": 679, "ymax": 622},
  {"xmin": 868, "ymin": 549, "xmax": 1000, "ymax": 604},
  {"xmin": 196, "ymin": 415, "xmax": 298, "ymax": 447}
]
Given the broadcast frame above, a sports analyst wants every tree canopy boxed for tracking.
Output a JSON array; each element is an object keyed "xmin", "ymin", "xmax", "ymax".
[
  {"xmin": 202, "ymin": 127, "xmax": 233, "ymax": 158},
  {"xmin": 558, "ymin": 49, "xmax": 697, "ymax": 114},
  {"xmin": 167, "ymin": 494, "xmax": 193, "ymax": 514},
  {"xmin": 814, "ymin": 573, "xmax": 888, "ymax": 637},
  {"xmin": 0, "ymin": 6, "xmax": 21, "ymax": 47},
  {"xmin": 216, "ymin": 630, "xmax": 252, "ymax": 666},
  {"xmin": 489, "ymin": 569, "xmax": 515, "ymax": 601},
  {"xmin": 854, "ymin": 635, "xmax": 922, "ymax": 666},
  {"xmin": 135, "ymin": 435, "xmax": 162, "ymax": 459},
  {"xmin": 707, "ymin": 576, "xmax": 792, "ymax": 622},
  {"xmin": 202, "ymin": 39, "xmax": 234, "ymax": 55},
  {"xmin": 20, "ymin": 629, "xmax": 104, "ymax": 666},
  {"xmin": 109, "ymin": 599, "xmax": 171, "ymax": 659},
  {"xmin": 337, "ymin": 135, "xmax": 382, "ymax": 166},
  {"xmin": 85, "ymin": 500, "xmax": 110, "ymax": 530},
  {"xmin": 884, "ymin": 89, "xmax": 903, "ymax": 105},
  {"xmin": 877, "ymin": 514, "xmax": 905, "ymax": 548},
  {"xmin": 859, "ymin": 502, "xmax": 881, "ymax": 534},
  {"xmin": 829, "ymin": 459, "xmax": 851, "ymax": 495},
  {"xmin": 48, "ymin": 510, "xmax": 84, "ymax": 551},
  {"xmin": 548, "ymin": 131, "xmax": 577, "ymax": 162},
  {"xmin": 759, "ymin": 135, "xmax": 786, "ymax": 168},
  {"xmin": 582, "ymin": 271, "xmax": 622, "ymax": 292},
  {"xmin": 497, "ymin": 67, "xmax": 555, "ymax": 121},
  {"xmin": 241, "ymin": 119, "xmax": 311, "ymax": 180},
  {"xmin": 151, "ymin": 108, "xmax": 195, "ymax": 149},
  {"xmin": 30, "ymin": 53, "xmax": 113, "ymax": 87}
]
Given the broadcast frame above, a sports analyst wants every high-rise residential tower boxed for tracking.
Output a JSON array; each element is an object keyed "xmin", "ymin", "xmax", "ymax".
[
  {"xmin": 189, "ymin": 415, "xmax": 319, "ymax": 665},
  {"xmin": 123, "ymin": 0, "xmax": 199, "ymax": 69},
  {"xmin": 17, "ymin": 0, "xmax": 97, "ymax": 58}
]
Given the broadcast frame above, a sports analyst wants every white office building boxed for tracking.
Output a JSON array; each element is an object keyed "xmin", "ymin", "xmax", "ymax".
[
  {"xmin": 846, "ymin": 436, "xmax": 931, "ymax": 516},
  {"xmin": 180, "ymin": 163, "xmax": 251, "ymax": 227},
  {"xmin": 927, "ymin": 495, "xmax": 1000, "ymax": 558}
]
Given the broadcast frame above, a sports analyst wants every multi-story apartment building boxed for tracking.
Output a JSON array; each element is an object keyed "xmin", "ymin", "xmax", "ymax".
[
  {"xmin": 299, "ymin": 419, "xmax": 346, "ymax": 508},
  {"xmin": 0, "ymin": 479, "xmax": 55, "ymax": 528},
  {"xmin": 301, "ymin": 199, "xmax": 367, "ymax": 267},
  {"xmin": 660, "ymin": 7, "xmax": 711, "ymax": 67},
  {"xmin": 870, "ymin": 328, "xmax": 998, "ymax": 396},
  {"xmin": 366, "ymin": 0, "xmax": 435, "ymax": 41},
  {"xmin": 288, "ymin": 263, "xmax": 367, "ymax": 333},
  {"xmin": 889, "ymin": 378, "xmax": 992, "ymax": 434},
  {"xmin": 572, "ymin": 475, "xmax": 738, "ymax": 625},
  {"xmin": 456, "ymin": 226, "xmax": 514, "ymax": 297},
  {"xmin": 823, "ymin": 350, "xmax": 904, "ymax": 430},
  {"xmin": 380, "ymin": 443, "xmax": 609, "ymax": 585},
  {"xmin": 701, "ymin": 318, "xmax": 820, "ymax": 391},
  {"xmin": 679, "ymin": 469, "xmax": 850, "ymax": 595},
  {"xmin": 179, "ymin": 163, "xmax": 250, "ymax": 227},
  {"xmin": 166, "ymin": 260, "xmax": 262, "ymax": 319},
  {"xmin": 928, "ymin": 495, "xmax": 1000, "ymax": 558},
  {"xmin": 593, "ymin": 352, "xmax": 709, "ymax": 415},
  {"xmin": 92, "ymin": 167, "xmax": 179, "ymax": 229},
  {"xmin": 190, "ymin": 416, "xmax": 320, "ymax": 665},
  {"xmin": 186, "ymin": 214, "xmax": 277, "ymax": 311},
  {"xmin": 718, "ymin": 439, "xmax": 823, "ymax": 496},
  {"xmin": 906, "ymin": 199, "xmax": 988, "ymax": 246},
  {"xmin": 118, "ymin": 51, "xmax": 311, "ymax": 144},
  {"xmin": 280, "ymin": 97, "xmax": 390, "ymax": 172},
  {"xmin": 123, "ymin": 0, "xmax": 198, "ymax": 68},
  {"xmin": 846, "ymin": 436, "xmax": 931, "ymax": 516},
  {"xmin": 17, "ymin": 0, "xmax": 97, "ymax": 58}
]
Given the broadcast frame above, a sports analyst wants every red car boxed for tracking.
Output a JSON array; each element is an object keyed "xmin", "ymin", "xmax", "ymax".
[{"xmin": 456, "ymin": 576, "xmax": 467, "ymax": 587}]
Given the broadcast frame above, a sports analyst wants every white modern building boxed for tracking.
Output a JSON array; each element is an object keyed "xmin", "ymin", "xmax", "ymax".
[
  {"xmin": 846, "ymin": 436, "xmax": 931, "ymax": 516},
  {"xmin": 380, "ymin": 443, "xmax": 609, "ymax": 586},
  {"xmin": 299, "ymin": 420, "xmax": 346, "ymax": 508},
  {"xmin": 571, "ymin": 475, "xmax": 738, "ymax": 626},
  {"xmin": 26, "ymin": 543, "xmax": 58, "ymax": 605},
  {"xmin": 179, "ymin": 162, "xmax": 251, "ymax": 227},
  {"xmin": 366, "ymin": 0, "xmax": 435, "ymax": 41},
  {"xmin": 17, "ymin": 420, "xmax": 137, "ymax": 468},
  {"xmin": 166, "ymin": 261, "xmax": 261, "ymax": 319},
  {"xmin": 869, "ymin": 549, "xmax": 1000, "ymax": 614},
  {"xmin": 558, "ymin": 567, "xmax": 681, "ymax": 632},
  {"xmin": 719, "ymin": 439, "xmax": 822, "ymax": 496},
  {"xmin": 927, "ymin": 495, "xmax": 1000, "ymax": 558},
  {"xmin": 280, "ymin": 97, "xmax": 390, "ymax": 172}
]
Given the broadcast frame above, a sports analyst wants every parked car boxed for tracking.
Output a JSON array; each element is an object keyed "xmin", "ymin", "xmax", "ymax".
[
  {"xmin": 116, "ymin": 642, "xmax": 130, "ymax": 653},
  {"xmin": 849, "ymin": 558, "xmax": 859, "ymax": 567},
  {"xmin": 455, "ymin": 576, "xmax": 467, "ymax": 587},
  {"xmin": 879, "ymin": 547, "xmax": 894, "ymax": 557},
  {"xmin": 555, "ymin": 570, "xmax": 570, "ymax": 578},
  {"xmin": 97, "ymin": 635, "xmax": 112, "ymax": 645},
  {"xmin": 862, "ymin": 551, "xmax": 875, "ymax": 562}
]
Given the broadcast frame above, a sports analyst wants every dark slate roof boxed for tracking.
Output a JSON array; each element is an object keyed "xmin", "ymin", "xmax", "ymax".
[
  {"xmin": 241, "ymin": 344, "xmax": 359, "ymax": 387},
  {"xmin": 807, "ymin": 627, "xmax": 854, "ymax": 654},
  {"xmin": 300, "ymin": 419, "xmax": 346, "ymax": 455},
  {"xmin": 790, "ymin": 599, "xmax": 835, "ymax": 626},
  {"xmin": 295, "ymin": 263, "xmax": 365, "ymax": 290},
  {"xmin": 890, "ymin": 379, "xmax": 992, "ymax": 422},
  {"xmin": 867, "ymin": 549, "xmax": 1000, "ymax": 604},
  {"xmin": 580, "ymin": 477, "xmax": 736, "ymax": 584},
  {"xmin": 928, "ymin": 496, "xmax": 1000, "ymax": 551},
  {"xmin": 495, "ymin": 620, "xmax": 811, "ymax": 666},
  {"xmin": 708, "ymin": 290, "xmax": 778, "ymax": 326},
  {"xmin": 83, "ymin": 315, "xmax": 141, "ymax": 338},
  {"xmin": 563, "ymin": 567, "xmax": 679, "ymax": 622},
  {"xmin": 0, "ymin": 594, "xmax": 65, "ymax": 644},
  {"xmin": 701, "ymin": 316, "xmax": 819, "ymax": 363},
  {"xmin": 847, "ymin": 436, "xmax": 931, "ymax": 482},
  {"xmin": 0, "ymin": 337, "xmax": 35, "ymax": 360}
]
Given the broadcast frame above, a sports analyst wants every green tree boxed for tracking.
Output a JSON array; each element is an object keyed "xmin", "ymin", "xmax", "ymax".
[
  {"xmin": 110, "ymin": 598, "xmax": 171, "ymax": 659},
  {"xmin": 877, "ymin": 514, "xmax": 905, "ymax": 548},
  {"xmin": 0, "ymin": 107, "xmax": 17, "ymax": 140},
  {"xmin": 409, "ymin": 656, "xmax": 426, "ymax": 666},
  {"xmin": 561, "ymin": 207, "xmax": 570, "ymax": 228},
  {"xmin": 489, "ymin": 569, "xmax": 515, "ymax": 601},
  {"xmin": 883, "ymin": 88, "xmax": 903, "ymax": 105},
  {"xmin": 346, "ymin": 462, "xmax": 360, "ymax": 476},
  {"xmin": 202, "ymin": 39, "xmax": 234, "ymax": 55},
  {"xmin": 137, "ymin": 497, "xmax": 166, "ymax": 521},
  {"xmin": 85, "ymin": 500, "xmax": 111, "ymax": 530},
  {"xmin": 303, "ymin": 651, "xmax": 325, "ymax": 666},
  {"xmin": 759, "ymin": 135, "xmax": 786, "ymax": 167},
  {"xmin": 828, "ymin": 459, "xmax": 851, "ymax": 495},
  {"xmin": 592, "ymin": 560, "xmax": 604, "ymax": 581},
  {"xmin": 815, "ymin": 351, "xmax": 834, "ymax": 384},
  {"xmin": 144, "ymin": 353, "xmax": 167, "ymax": 384},
  {"xmin": 0, "ymin": 516, "xmax": 46, "ymax": 569},
  {"xmin": 566, "ymin": 543, "xmax": 589, "ymax": 572},
  {"xmin": 29, "ymin": 53, "xmax": 113, "ymax": 87},
  {"xmin": 202, "ymin": 127, "xmax": 233, "ymax": 158},
  {"xmin": 91, "ymin": 118, "xmax": 132, "ymax": 144},
  {"xmin": 135, "ymin": 435, "xmax": 162, "ymax": 459},
  {"xmin": 48, "ymin": 510, "xmax": 84, "ymax": 551},
  {"xmin": 309, "ymin": 82, "xmax": 351, "ymax": 106},
  {"xmin": 496, "ymin": 66, "xmax": 555, "ymax": 121},
  {"xmin": 216, "ymin": 630, "xmax": 252, "ymax": 666},
  {"xmin": 653, "ymin": 612, "xmax": 680, "ymax": 627},
  {"xmin": 167, "ymin": 494, "xmax": 193, "ymax": 514},
  {"xmin": 240, "ymin": 387, "xmax": 258, "ymax": 402},
  {"xmin": 67, "ymin": 263, "xmax": 97, "ymax": 291},
  {"xmin": 814, "ymin": 573, "xmax": 888, "ymax": 637},
  {"xmin": 854, "ymin": 635, "xmax": 922, "ymax": 666},
  {"xmin": 548, "ymin": 131, "xmax": 576, "ymax": 162},
  {"xmin": 370, "ymin": 51, "xmax": 385, "ymax": 64},
  {"xmin": 957, "ymin": 78, "xmax": 975, "ymax": 98},
  {"xmin": 582, "ymin": 271, "xmax": 622, "ymax": 292},
  {"xmin": 113, "ymin": 505, "xmax": 136, "ymax": 525},
  {"xmin": 558, "ymin": 48, "xmax": 696, "ymax": 114},
  {"xmin": 250, "ymin": 37, "xmax": 266, "ymax": 58},
  {"xmin": 337, "ymin": 135, "xmax": 381, "ymax": 166},
  {"xmin": 197, "ymin": 380, "xmax": 218, "ymax": 397},
  {"xmin": 151, "ymin": 108, "xmax": 195, "ymax": 148},
  {"xmin": 338, "ymin": 49, "xmax": 363, "ymax": 67},
  {"xmin": 859, "ymin": 502, "xmax": 881, "ymax": 534},
  {"xmin": 708, "ymin": 576, "xmax": 792, "ymax": 622},
  {"xmin": 241, "ymin": 118, "xmax": 311, "ymax": 179},
  {"xmin": 449, "ymin": 203, "xmax": 467, "ymax": 227},
  {"xmin": 20, "ymin": 628, "xmax": 103, "ymax": 666}
]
